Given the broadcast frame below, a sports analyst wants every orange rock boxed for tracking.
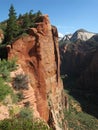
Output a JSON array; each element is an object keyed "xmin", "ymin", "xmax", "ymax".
[{"xmin": 8, "ymin": 15, "xmax": 66, "ymax": 129}]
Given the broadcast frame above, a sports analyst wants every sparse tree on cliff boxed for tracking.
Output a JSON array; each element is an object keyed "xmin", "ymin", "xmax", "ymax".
[
  {"xmin": 22, "ymin": 13, "xmax": 31, "ymax": 29},
  {"xmin": 5, "ymin": 4, "xmax": 19, "ymax": 43},
  {"xmin": 36, "ymin": 10, "xmax": 42, "ymax": 16}
]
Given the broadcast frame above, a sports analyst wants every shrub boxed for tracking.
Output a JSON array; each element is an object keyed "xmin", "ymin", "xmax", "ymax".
[
  {"xmin": 0, "ymin": 67, "xmax": 10, "ymax": 81},
  {"xmin": 11, "ymin": 93, "xmax": 19, "ymax": 104},
  {"xmin": 24, "ymin": 101, "xmax": 30, "ymax": 107},
  {"xmin": 6, "ymin": 58, "xmax": 17, "ymax": 71},
  {"xmin": 0, "ymin": 58, "xmax": 17, "ymax": 81},
  {"xmin": 16, "ymin": 91, "xmax": 25, "ymax": 102},
  {"xmin": 19, "ymin": 107, "xmax": 33, "ymax": 119},
  {"xmin": 0, "ymin": 117, "xmax": 52, "ymax": 130},
  {"xmin": 0, "ymin": 77, "xmax": 13, "ymax": 101},
  {"xmin": 0, "ymin": 58, "xmax": 17, "ymax": 71},
  {"xmin": 64, "ymin": 90, "xmax": 98, "ymax": 130},
  {"xmin": 33, "ymin": 119, "xmax": 51, "ymax": 130},
  {"xmin": 13, "ymin": 74, "xmax": 29, "ymax": 90}
]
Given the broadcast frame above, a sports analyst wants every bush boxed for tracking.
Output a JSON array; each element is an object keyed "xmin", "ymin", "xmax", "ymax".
[
  {"xmin": 16, "ymin": 91, "xmax": 25, "ymax": 102},
  {"xmin": 11, "ymin": 93, "xmax": 19, "ymax": 104},
  {"xmin": 13, "ymin": 74, "xmax": 29, "ymax": 90},
  {"xmin": 0, "ymin": 58, "xmax": 17, "ymax": 71},
  {"xmin": 0, "ymin": 117, "xmax": 52, "ymax": 130},
  {"xmin": 0, "ymin": 58, "xmax": 17, "ymax": 81},
  {"xmin": 6, "ymin": 58, "xmax": 17, "ymax": 71},
  {"xmin": 0, "ymin": 67, "xmax": 10, "ymax": 81},
  {"xmin": 0, "ymin": 77, "xmax": 13, "ymax": 101},
  {"xmin": 64, "ymin": 90, "xmax": 98, "ymax": 130},
  {"xmin": 24, "ymin": 101, "xmax": 30, "ymax": 107},
  {"xmin": 19, "ymin": 107, "xmax": 33, "ymax": 119},
  {"xmin": 33, "ymin": 119, "xmax": 51, "ymax": 130}
]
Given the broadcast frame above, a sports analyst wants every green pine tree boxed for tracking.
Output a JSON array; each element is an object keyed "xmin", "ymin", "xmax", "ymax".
[
  {"xmin": 36, "ymin": 10, "xmax": 42, "ymax": 16},
  {"xmin": 5, "ymin": 4, "xmax": 19, "ymax": 44},
  {"xmin": 22, "ymin": 13, "xmax": 31, "ymax": 29}
]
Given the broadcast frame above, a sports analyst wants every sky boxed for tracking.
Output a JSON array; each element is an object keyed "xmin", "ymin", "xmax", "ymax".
[{"xmin": 0, "ymin": 0, "xmax": 98, "ymax": 35}]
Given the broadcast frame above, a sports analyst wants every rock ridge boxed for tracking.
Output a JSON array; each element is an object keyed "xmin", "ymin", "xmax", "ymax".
[{"xmin": 7, "ymin": 15, "xmax": 66, "ymax": 130}]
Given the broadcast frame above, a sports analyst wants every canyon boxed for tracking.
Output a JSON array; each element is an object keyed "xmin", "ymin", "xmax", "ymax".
[{"xmin": 59, "ymin": 29, "xmax": 98, "ymax": 118}]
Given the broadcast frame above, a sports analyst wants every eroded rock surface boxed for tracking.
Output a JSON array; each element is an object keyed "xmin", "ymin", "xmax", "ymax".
[{"xmin": 7, "ymin": 15, "xmax": 66, "ymax": 130}]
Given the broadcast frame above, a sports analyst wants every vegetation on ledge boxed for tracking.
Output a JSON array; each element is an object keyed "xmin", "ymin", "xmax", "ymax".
[
  {"xmin": 63, "ymin": 76, "xmax": 98, "ymax": 130},
  {"xmin": 0, "ymin": 4, "xmax": 42, "ymax": 45}
]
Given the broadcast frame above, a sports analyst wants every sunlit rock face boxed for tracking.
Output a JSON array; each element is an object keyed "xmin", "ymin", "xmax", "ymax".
[{"xmin": 7, "ymin": 15, "xmax": 66, "ymax": 130}]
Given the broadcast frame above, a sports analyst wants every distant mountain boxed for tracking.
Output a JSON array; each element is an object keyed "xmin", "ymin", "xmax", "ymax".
[
  {"xmin": 59, "ymin": 29, "xmax": 96, "ymax": 46},
  {"xmin": 59, "ymin": 33, "xmax": 72, "ymax": 47},
  {"xmin": 88, "ymin": 34, "xmax": 98, "ymax": 42},
  {"xmin": 71, "ymin": 29, "xmax": 96, "ymax": 42},
  {"xmin": 60, "ymin": 34, "xmax": 72, "ymax": 41}
]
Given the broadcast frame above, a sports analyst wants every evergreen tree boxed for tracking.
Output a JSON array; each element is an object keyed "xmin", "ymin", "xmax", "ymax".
[
  {"xmin": 36, "ymin": 10, "xmax": 42, "ymax": 16},
  {"xmin": 18, "ymin": 14, "xmax": 22, "ymax": 20},
  {"xmin": 22, "ymin": 13, "xmax": 31, "ymax": 29},
  {"xmin": 5, "ymin": 4, "xmax": 18, "ymax": 43},
  {"xmin": 29, "ymin": 10, "xmax": 33, "ymax": 19}
]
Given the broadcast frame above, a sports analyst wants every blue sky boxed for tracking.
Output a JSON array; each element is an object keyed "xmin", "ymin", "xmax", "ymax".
[{"xmin": 0, "ymin": 0, "xmax": 98, "ymax": 35}]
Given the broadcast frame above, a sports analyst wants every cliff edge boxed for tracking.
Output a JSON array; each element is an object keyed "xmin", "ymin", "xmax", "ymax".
[{"xmin": 7, "ymin": 15, "xmax": 66, "ymax": 130}]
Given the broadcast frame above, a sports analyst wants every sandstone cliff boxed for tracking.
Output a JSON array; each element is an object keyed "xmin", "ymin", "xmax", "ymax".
[{"xmin": 6, "ymin": 15, "xmax": 66, "ymax": 130}]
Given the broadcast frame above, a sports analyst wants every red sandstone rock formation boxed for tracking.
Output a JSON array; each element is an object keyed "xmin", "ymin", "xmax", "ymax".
[{"xmin": 8, "ymin": 15, "xmax": 66, "ymax": 130}]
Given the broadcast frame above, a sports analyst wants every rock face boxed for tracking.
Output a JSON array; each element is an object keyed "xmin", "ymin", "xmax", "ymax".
[
  {"xmin": 60, "ymin": 33, "xmax": 98, "ymax": 117},
  {"xmin": 60, "ymin": 34, "xmax": 98, "ymax": 87},
  {"xmin": 78, "ymin": 48, "xmax": 98, "ymax": 91},
  {"xmin": 7, "ymin": 15, "xmax": 66, "ymax": 130}
]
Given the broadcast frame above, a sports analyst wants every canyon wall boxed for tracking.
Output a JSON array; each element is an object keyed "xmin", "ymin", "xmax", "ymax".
[
  {"xmin": 60, "ymin": 37, "xmax": 98, "ymax": 117},
  {"xmin": 60, "ymin": 38, "xmax": 98, "ymax": 90}
]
